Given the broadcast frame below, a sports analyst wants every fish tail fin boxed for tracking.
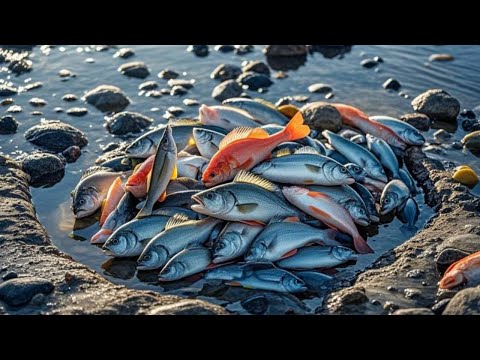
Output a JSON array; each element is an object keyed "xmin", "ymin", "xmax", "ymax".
[
  {"xmin": 353, "ymin": 235, "xmax": 374, "ymax": 254},
  {"xmin": 281, "ymin": 111, "xmax": 310, "ymax": 142}
]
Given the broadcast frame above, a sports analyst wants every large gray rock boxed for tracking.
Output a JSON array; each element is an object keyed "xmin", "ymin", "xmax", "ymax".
[
  {"xmin": 25, "ymin": 120, "xmax": 88, "ymax": 152},
  {"xmin": 393, "ymin": 308, "xmax": 434, "ymax": 315},
  {"xmin": 211, "ymin": 64, "xmax": 242, "ymax": 81},
  {"xmin": 237, "ymin": 72, "xmax": 273, "ymax": 90},
  {"xmin": 0, "ymin": 277, "xmax": 54, "ymax": 306},
  {"xmin": 212, "ymin": 80, "xmax": 242, "ymax": 102},
  {"xmin": 264, "ymin": 45, "xmax": 308, "ymax": 57},
  {"xmin": 411, "ymin": 89, "xmax": 460, "ymax": 121},
  {"xmin": 443, "ymin": 286, "xmax": 480, "ymax": 315},
  {"xmin": 83, "ymin": 85, "xmax": 130, "ymax": 112},
  {"xmin": 118, "ymin": 61, "xmax": 150, "ymax": 79},
  {"xmin": 20, "ymin": 152, "xmax": 65, "ymax": 187},
  {"xmin": 400, "ymin": 113, "xmax": 431, "ymax": 131},
  {"xmin": 105, "ymin": 111, "xmax": 153, "ymax": 135},
  {"xmin": 300, "ymin": 102, "xmax": 343, "ymax": 133}
]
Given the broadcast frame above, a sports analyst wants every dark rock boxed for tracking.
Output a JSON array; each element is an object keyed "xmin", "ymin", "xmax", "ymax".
[
  {"xmin": 240, "ymin": 294, "xmax": 269, "ymax": 314},
  {"xmin": 234, "ymin": 45, "xmax": 254, "ymax": 55},
  {"xmin": 438, "ymin": 234, "xmax": 480, "ymax": 255},
  {"xmin": 0, "ymin": 115, "xmax": 18, "ymax": 134},
  {"xmin": 54, "ymin": 107, "xmax": 64, "ymax": 113},
  {"xmin": 31, "ymin": 293, "xmax": 46, "ymax": 306},
  {"xmin": 242, "ymin": 60, "xmax": 270, "ymax": 76},
  {"xmin": 113, "ymin": 48, "xmax": 135, "ymax": 59},
  {"xmin": 361, "ymin": 59, "xmax": 378, "ymax": 68},
  {"xmin": 264, "ymin": 45, "xmax": 307, "ymax": 57},
  {"xmin": 451, "ymin": 141, "xmax": 463, "ymax": 150},
  {"xmin": 168, "ymin": 79, "xmax": 194, "ymax": 89},
  {"xmin": 411, "ymin": 89, "xmax": 460, "ymax": 121},
  {"xmin": 62, "ymin": 94, "xmax": 77, "ymax": 102},
  {"xmin": 138, "ymin": 81, "xmax": 158, "ymax": 91},
  {"xmin": 2, "ymin": 271, "xmax": 18, "ymax": 281},
  {"xmin": 83, "ymin": 85, "xmax": 130, "ymax": 112},
  {"xmin": 1, "ymin": 98, "xmax": 14, "ymax": 106},
  {"xmin": 0, "ymin": 277, "xmax": 54, "ymax": 307},
  {"xmin": 167, "ymin": 106, "xmax": 184, "ymax": 116},
  {"xmin": 400, "ymin": 113, "xmax": 431, "ymax": 131},
  {"xmin": 436, "ymin": 248, "xmax": 470, "ymax": 270},
  {"xmin": 66, "ymin": 107, "xmax": 88, "ymax": 117},
  {"xmin": 31, "ymin": 111, "xmax": 43, "ymax": 116},
  {"xmin": 433, "ymin": 129, "xmax": 452, "ymax": 143},
  {"xmin": 7, "ymin": 105, "xmax": 22, "ymax": 113},
  {"xmin": 300, "ymin": 101, "xmax": 343, "ymax": 133},
  {"xmin": 215, "ymin": 45, "xmax": 235, "ymax": 53},
  {"xmin": 460, "ymin": 109, "xmax": 476, "ymax": 119},
  {"xmin": 431, "ymin": 298, "xmax": 451, "ymax": 315},
  {"xmin": 20, "ymin": 152, "xmax": 65, "ymax": 187},
  {"xmin": 187, "ymin": 45, "xmax": 209, "ymax": 57},
  {"xmin": 308, "ymin": 45, "xmax": 352, "ymax": 59},
  {"xmin": 462, "ymin": 119, "xmax": 475, "ymax": 132},
  {"xmin": 211, "ymin": 64, "xmax": 242, "ymax": 81},
  {"xmin": 148, "ymin": 299, "xmax": 223, "ymax": 315},
  {"xmin": 212, "ymin": 79, "xmax": 242, "ymax": 102},
  {"xmin": 293, "ymin": 95, "xmax": 309, "ymax": 103},
  {"xmin": 118, "ymin": 61, "xmax": 150, "ymax": 79},
  {"xmin": 0, "ymin": 84, "xmax": 18, "ymax": 96},
  {"xmin": 383, "ymin": 78, "xmax": 401, "ymax": 91},
  {"xmin": 406, "ymin": 269, "xmax": 425, "ymax": 279},
  {"xmin": 170, "ymin": 86, "xmax": 188, "ymax": 96},
  {"xmin": 308, "ymin": 83, "xmax": 332, "ymax": 94},
  {"xmin": 58, "ymin": 69, "xmax": 74, "ymax": 77},
  {"xmin": 266, "ymin": 55, "xmax": 307, "ymax": 71},
  {"xmin": 183, "ymin": 98, "xmax": 199, "ymax": 106},
  {"xmin": 374, "ymin": 56, "xmax": 384, "ymax": 63},
  {"xmin": 25, "ymin": 120, "xmax": 88, "ymax": 152},
  {"xmin": 423, "ymin": 145, "xmax": 445, "ymax": 155},
  {"xmin": 275, "ymin": 96, "xmax": 293, "ymax": 107},
  {"xmin": 105, "ymin": 111, "xmax": 153, "ymax": 135},
  {"xmin": 61, "ymin": 146, "xmax": 82, "ymax": 163},
  {"xmin": 23, "ymin": 82, "xmax": 43, "ymax": 91},
  {"xmin": 429, "ymin": 54, "xmax": 454, "ymax": 62},
  {"xmin": 393, "ymin": 308, "xmax": 434, "ymax": 315},
  {"xmin": 443, "ymin": 286, "xmax": 480, "ymax": 315},
  {"xmin": 158, "ymin": 69, "xmax": 179, "ymax": 80}
]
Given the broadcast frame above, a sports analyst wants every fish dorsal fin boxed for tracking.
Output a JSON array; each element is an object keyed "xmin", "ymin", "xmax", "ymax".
[
  {"xmin": 165, "ymin": 213, "xmax": 196, "ymax": 230},
  {"xmin": 168, "ymin": 119, "xmax": 201, "ymax": 127},
  {"xmin": 274, "ymin": 148, "xmax": 293, "ymax": 157},
  {"xmin": 294, "ymin": 146, "xmax": 320, "ymax": 155},
  {"xmin": 81, "ymin": 166, "xmax": 112, "ymax": 180},
  {"xmin": 219, "ymin": 127, "xmax": 269, "ymax": 150},
  {"xmin": 234, "ymin": 170, "xmax": 279, "ymax": 192},
  {"xmin": 253, "ymin": 98, "xmax": 278, "ymax": 110}
]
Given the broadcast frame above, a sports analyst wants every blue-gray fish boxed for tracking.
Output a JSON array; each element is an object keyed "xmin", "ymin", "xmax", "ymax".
[
  {"xmin": 399, "ymin": 168, "xmax": 417, "ymax": 196},
  {"xmin": 325, "ymin": 149, "xmax": 349, "ymax": 165},
  {"xmin": 276, "ymin": 246, "xmax": 358, "ymax": 270},
  {"xmin": 193, "ymin": 128, "xmax": 225, "ymax": 159},
  {"xmin": 177, "ymin": 155, "xmax": 209, "ymax": 179},
  {"xmin": 351, "ymin": 183, "xmax": 380, "ymax": 222},
  {"xmin": 380, "ymin": 179, "xmax": 410, "ymax": 215},
  {"xmin": 345, "ymin": 163, "xmax": 386, "ymax": 191},
  {"xmin": 296, "ymin": 271, "xmax": 334, "ymax": 291},
  {"xmin": 397, "ymin": 197, "xmax": 419, "ymax": 231},
  {"xmin": 366, "ymin": 134, "xmax": 400, "ymax": 179},
  {"xmin": 223, "ymin": 97, "xmax": 289, "ymax": 125},
  {"xmin": 159, "ymin": 247, "xmax": 212, "ymax": 282},
  {"xmin": 370, "ymin": 115, "xmax": 425, "ymax": 146},
  {"xmin": 322, "ymin": 130, "xmax": 388, "ymax": 183}
]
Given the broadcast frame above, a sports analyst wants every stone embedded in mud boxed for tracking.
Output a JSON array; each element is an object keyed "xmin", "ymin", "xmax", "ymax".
[
  {"xmin": 0, "ymin": 84, "xmax": 18, "ymax": 96},
  {"xmin": 148, "ymin": 299, "xmax": 223, "ymax": 315},
  {"xmin": 66, "ymin": 107, "xmax": 89, "ymax": 117},
  {"xmin": 210, "ymin": 64, "xmax": 242, "ymax": 82},
  {"xmin": 105, "ymin": 111, "xmax": 153, "ymax": 135},
  {"xmin": 263, "ymin": 45, "xmax": 307, "ymax": 57},
  {"xmin": 400, "ymin": 113, "xmax": 431, "ymax": 131},
  {"xmin": 242, "ymin": 60, "xmax": 270, "ymax": 76},
  {"xmin": 308, "ymin": 83, "xmax": 332, "ymax": 94},
  {"xmin": 114, "ymin": 48, "xmax": 135, "ymax": 59},
  {"xmin": 212, "ymin": 80, "xmax": 242, "ymax": 102},
  {"xmin": 0, "ymin": 115, "xmax": 19, "ymax": 134},
  {"xmin": 411, "ymin": 89, "xmax": 460, "ymax": 121},
  {"xmin": 20, "ymin": 152, "xmax": 66, "ymax": 187},
  {"xmin": 237, "ymin": 71, "xmax": 273, "ymax": 90},
  {"xmin": 25, "ymin": 120, "xmax": 88, "ymax": 152},
  {"xmin": 300, "ymin": 101, "xmax": 343, "ymax": 133},
  {"xmin": 83, "ymin": 85, "xmax": 130, "ymax": 113},
  {"xmin": 0, "ymin": 277, "xmax": 54, "ymax": 307},
  {"xmin": 443, "ymin": 286, "xmax": 480, "ymax": 315},
  {"xmin": 393, "ymin": 308, "xmax": 434, "ymax": 315},
  {"xmin": 158, "ymin": 69, "xmax": 179, "ymax": 80},
  {"xmin": 118, "ymin": 61, "xmax": 150, "ymax": 79},
  {"xmin": 61, "ymin": 145, "xmax": 82, "ymax": 163}
]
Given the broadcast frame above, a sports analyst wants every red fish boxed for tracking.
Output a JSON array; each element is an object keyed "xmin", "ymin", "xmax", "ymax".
[
  {"xmin": 332, "ymin": 103, "xmax": 406, "ymax": 149},
  {"xmin": 202, "ymin": 111, "xmax": 310, "ymax": 187},
  {"xmin": 439, "ymin": 251, "xmax": 480, "ymax": 289},
  {"xmin": 99, "ymin": 176, "xmax": 125, "ymax": 226},
  {"xmin": 125, "ymin": 154, "xmax": 155, "ymax": 198}
]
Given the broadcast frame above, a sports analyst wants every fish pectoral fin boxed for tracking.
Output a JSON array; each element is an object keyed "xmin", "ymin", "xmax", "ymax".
[
  {"xmin": 280, "ymin": 248, "xmax": 298, "ymax": 259},
  {"xmin": 305, "ymin": 164, "xmax": 322, "ymax": 173},
  {"xmin": 283, "ymin": 216, "xmax": 300, "ymax": 223},
  {"xmin": 236, "ymin": 203, "xmax": 259, "ymax": 214},
  {"xmin": 157, "ymin": 191, "xmax": 167, "ymax": 203}
]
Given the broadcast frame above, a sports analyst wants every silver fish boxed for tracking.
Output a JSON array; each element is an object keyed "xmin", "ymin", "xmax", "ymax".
[
  {"xmin": 251, "ymin": 147, "xmax": 354, "ymax": 186},
  {"xmin": 345, "ymin": 163, "xmax": 386, "ymax": 192},
  {"xmin": 272, "ymin": 142, "xmax": 304, "ymax": 157},
  {"xmin": 399, "ymin": 168, "xmax": 417, "ymax": 196},
  {"xmin": 102, "ymin": 214, "xmax": 172, "ymax": 257},
  {"xmin": 276, "ymin": 246, "xmax": 358, "ymax": 270},
  {"xmin": 325, "ymin": 148, "xmax": 349, "ymax": 165},
  {"xmin": 397, "ymin": 197, "xmax": 419, "ymax": 231},
  {"xmin": 370, "ymin": 115, "xmax": 425, "ymax": 146},
  {"xmin": 296, "ymin": 271, "xmax": 334, "ymax": 291},
  {"xmin": 351, "ymin": 183, "xmax": 380, "ymax": 222},
  {"xmin": 137, "ymin": 125, "xmax": 177, "ymax": 218},
  {"xmin": 223, "ymin": 97, "xmax": 289, "ymax": 125},
  {"xmin": 191, "ymin": 171, "xmax": 300, "ymax": 224},
  {"xmin": 366, "ymin": 134, "xmax": 400, "ymax": 179},
  {"xmin": 245, "ymin": 220, "xmax": 339, "ymax": 262},
  {"xmin": 177, "ymin": 155, "xmax": 209, "ymax": 179},
  {"xmin": 159, "ymin": 247, "xmax": 212, "ymax": 282},
  {"xmin": 322, "ymin": 130, "xmax": 388, "ymax": 183},
  {"xmin": 199, "ymin": 104, "xmax": 260, "ymax": 131},
  {"xmin": 380, "ymin": 179, "xmax": 410, "ymax": 215},
  {"xmin": 193, "ymin": 128, "xmax": 225, "ymax": 159},
  {"xmin": 225, "ymin": 268, "xmax": 307, "ymax": 293},
  {"xmin": 137, "ymin": 215, "xmax": 222, "ymax": 270},
  {"xmin": 212, "ymin": 222, "xmax": 264, "ymax": 263}
]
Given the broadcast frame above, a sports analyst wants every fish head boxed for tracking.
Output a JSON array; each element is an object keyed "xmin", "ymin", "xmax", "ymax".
[
  {"xmin": 191, "ymin": 188, "xmax": 236, "ymax": 216},
  {"xmin": 198, "ymin": 105, "xmax": 219, "ymax": 125},
  {"xmin": 126, "ymin": 137, "xmax": 155, "ymax": 158},
  {"xmin": 250, "ymin": 161, "xmax": 273, "ymax": 176},
  {"xmin": 347, "ymin": 205, "xmax": 370, "ymax": 226},
  {"xmin": 159, "ymin": 125, "xmax": 177, "ymax": 154},
  {"xmin": 102, "ymin": 230, "xmax": 136, "ymax": 256},
  {"xmin": 212, "ymin": 231, "xmax": 242, "ymax": 263},
  {"xmin": 380, "ymin": 190, "xmax": 399, "ymax": 215},
  {"xmin": 281, "ymin": 273, "xmax": 307, "ymax": 293},
  {"xmin": 439, "ymin": 269, "xmax": 465, "ymax": 289},
  {"xmin": 202, "ymin": 160, "xmax": 231, "ymax": 187},
  {"xmin": 404, "ymin": 129, "xmax": 425, "ymax": 146},
  {"xmin": 345, "ymin": 163, "xmax": 365, "ymax": 181},
  {"xmin": 332, "ymin": 246, "xmax": 358, "ymax": 262},
  {"xmin": 193, "ymin": 128, "xmax": 212, "ymax": 145},
  {"xmin": 369, "ymin": 165, "xmax": 388, "ymax": 183},
  {"xmin": 72, "ymin": 187, "xmax": 100, "ymax": 218},
  {"xmin": 244, "ymin": 241, "xmax": 268, "ymax": 262},
  {"xmin": 159, "ymin": 261, "xmax": 186, "ymax": 282},
  {"xmin": 137, "ymin": 245, "xmax": 168, "ymax": 270},
  {"xmin": 330, "ymin": 163, "xmax": 355, "ymax": 184}
]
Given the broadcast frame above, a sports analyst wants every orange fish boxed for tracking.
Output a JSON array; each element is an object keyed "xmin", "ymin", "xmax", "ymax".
[
  {"xmin": 125, "ymin": 154, "xmax": 155, "ymax": 198},
  {"xmin": 99, "ymin": 176, "xmax": 125, "ymax": 226},
  {"xmin": 202, "ymin": 111, "xmax": 310, "ymax": 187},
  {"xmin": 439, "ymin": 251, "xmax": 480, "ymax": 289},
  {"xmin": 332, "ymin": 103, "xmax": 406, "ymax": 149}
]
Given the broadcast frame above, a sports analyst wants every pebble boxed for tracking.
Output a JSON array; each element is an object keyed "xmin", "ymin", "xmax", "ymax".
[
  {"xmin": 431, "ymin": 298, "xmax": 451, "ymax": 315},
  {"xmin": 168, "ymin": 79, "xmax": 194, "ymax": 89},
  {"xmin": 0, "ymin": 277, "xmax": 54, "ymax": 307},
  {"xmin": 66, "ymin": 107, "xmax": 88, "ymax": 117},
  {"xmin": 187, "ymin": 45, "xmax": 209, "ymax": 57},
  {"xmin": 0, "ymin": 115, "xmax": 19, "ymax": 134},
  {"xmin": 145, "ymin": 90, "xmax": 162, "ymax": 98},
  {"xmin": 114, "ymin": 48, "xmax": 135, "ymax": 59},
  {"xmin": 118, "ymin": 61, "xmax": 150, "ymax": 79},
  {"xmin": 83, "ymin": 85, "xmax": 130, "ymax": 112},
  {"xmin": 460, "ymin": 109, "xmax": 476, "ymax": 119},
  {"xmin": 429, "ymin": 53, "xmax": 454, "ymax": 62},
  {"xmin": 183, "ymin": 98, "xmax": 199, "ymax": 106},
  {"xmin": 387, "ymin": 286, "xmax": 397, "ymax": 292},
  {"xmin": 452, "ymin": 166, "xmax": 479, "ymax": 187},
  {"xmin": 462, "ymin": 119, "xmax": 475, "ymax": 132},
  {"xmin": 400, "ymin": 113, "xmax": 431, "ymax": 131},
  {"xmin": 406, "ymin": 269, "xmax": 425, "ymax": 279},
  {"xmin": 62, "ymin": 94, "xmax": 77, "ymax": 102},
  {"xmin": 85, "ymin": 58, "xmax": 95, "ymax": 64},
  {"xmin": 237, "ymin": 72, "xmax": 273, "ymax": 90},
  {"xmin": 210, "ymin": 64, "xmax": 242, "ymax": 81},
  {"xmin": 308, "ymin": 83, "xmax": 332, "ymax": 94},
  {"xmin": 61, "ymin": 145, "xmax": 82, "ymax": 163},
  {"xmin": 293, "ymin": 95, "xmax": 309, "ymax": 103},
  {"xmin": 403, "ymin": 288, "xmax": 421, "ymax": 299},
  {"xmin": 20, "ymin": 152, "xmax": 66, "ymax": 187},
  {"xmin": 451, "ymin": 141, "xmax": 463, "ymax": 150},
  {"xmin": 461, "ymin": 130, "xmax": 480, "ymax": 153},
  {"xmin": 242, "ymin": 60, "xmax": 270, "ymax": 76},
  {"xmin": 361, "ymin": 59, "xmax": 378, "ymax": 68},
  {"xmin": 167, "ymin": 106, "xmax": 184, "ymax": 116},
  {"xmin": 0, "ymin": 84, "xmax": 18, "ymax": 96},
  {"xmin": 105, "ymin": 111, "xmax": 153, "ymax": 135},
  {"xmin": 423, "ymin": 145, "xmax": 445, "ymax": 155},
  {"xmin": 411, "ymin": 88, "xmax": 460, "ymax": 121},
  {"xmin": 300, "ymin": 101, "xmax": 342, "ymax": 132},
  {"xmin": 274, "ymin": 71, "xmax": 288, "ymax": 79},
  {"xmin": 1, "ymin": 98, "xmax": 14, "ymax": 106},
  {"xmin": 263, "ymin": 45, "xmax": 307, "ymax": 57},
  {"xmin": 31, "ymin": 111, "xmax": 43, "ymax": 116},
  {"xmin": 433, "ymin": 129, "xmax": 452, "ymax": 143},
  {"xmin": 54, "ymin": 107, "xmax": 64, "ymax": 113},
  {"xmin": 373, "ymin": 56, "xmax": 384, "ymax": 63},
  {"xmin": 160, "ymin": 88, "xmax": 171, "ymax": 95},
  {"xmin": 393, "ymin": 308, "xmax": 434, "ymax": 315},
  {"xmin": 275, "ymin": 96, "xmax": 293, "ymax": 107},
  {"xmin": 2, "ymin": 271, "xmax": 18, "ymax": 281},
  {"xmin": 325, "ymin": 92, "xmax": 335, "ymax": 100},
  {"xmin": 58, "ymin": 69, "xmax": 74, "ymax": 77},
  {"xmin": 158, "ymin": 69, "xmax": 179, "ymax": 80},
  {"xmin": 23, "ymin": 82, "xmax": 43, "ymax": 91},
  {"xmin": 7, "ymin": 105, "xmax": 22, "ymax": 113},
  {"xmin": 138, "ymin": 81, "xmax": 158, "ymax": 91},
  {"xmin": 212, "ymin": 79, "xmax": 242, "ymax": 102},
  {"xmin": 234, "ymin": 45, "xmax": 254, "ymax": 55},
  {"xmin": 170, "ymin": 86, "xmax": 188, "ymax": 96},
  {"xmin": 214, "ymin": 45, "xmax": 235, "ymax": 53},
  {"xmin": 25, "ymin": 120, "xmax": 88, "ymax": 151},
  {"xmin": 383, "ymin": 301, "xmax": 399, "ymax": 312},
  {"xmin": 383, "ymin": 78, "xmax": 401, "ymax": 91}
]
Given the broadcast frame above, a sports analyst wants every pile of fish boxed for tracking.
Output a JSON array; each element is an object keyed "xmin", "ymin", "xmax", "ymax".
[{"xmin": 71, "ymin": 98, "xmax": 425, "ymax": 293}]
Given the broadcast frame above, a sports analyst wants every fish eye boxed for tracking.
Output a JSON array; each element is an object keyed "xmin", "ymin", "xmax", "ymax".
[
  {"xmin": 340, "ymin": 168, "xmax": 347, "ymax": 173},
  {"xmin": 385, "ymin": 199, "xmax": 390, "ymax": 204},
  {"xmin": 143, "ymin": 254, "xmax": 151, "ymax": 262},
  {"xmin": 209, "ymin": 172, "xmax": 216, "ymax": 179},
  {"xmin": 79, "ymin": 199, "xmax": 85, "ymax": 205},
  {"xmin": 206, "ymin": 193, "xmax": 214, "ymax": 200},
  {"xmin": 112, "ymin": 238, "xmax": 119, "ymax": 245},
  {"xmin": 354, "ymin": 167, "xmax": 360, "ymax": 172}
]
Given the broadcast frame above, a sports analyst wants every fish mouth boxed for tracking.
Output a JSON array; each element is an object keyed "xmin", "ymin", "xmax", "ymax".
[
  {"xmin": 136, "ymin": 264, "xmax": 153, "ymax": 271},
  {"xmin": 102, "ymin": 248, "xmax": 115, "ymax": 256},
  {"xmin": 370, "ymin": 215, "xmax": 380, "ymax": 223},
  {"xmin": 191, "ymin": 194, "xmax": 204, "ymax": 206},
  {"xmin": 356, "ymin": 219, "xmax": 370, "ymax": 227},
  {"xmin": 345, "ymin": 178, "xmax": 355, "ymax": 185}
]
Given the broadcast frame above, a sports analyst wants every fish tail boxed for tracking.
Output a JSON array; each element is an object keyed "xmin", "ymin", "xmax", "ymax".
[
  {"xmin": 353, "ymin": 235, "xmax": 374, "ymax": 254},
  {"xmin": 280, "ymin": 112, "xmax": 310, "ymax": 142}
]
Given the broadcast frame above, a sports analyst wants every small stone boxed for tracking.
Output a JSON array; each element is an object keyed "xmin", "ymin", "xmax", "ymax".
[
  {"xmin": 404, "ymin": 288, "xmax": 421, "ymax": 299},
  {"xmin": 433, "ymin": 129, "xmax": 452, "ymax": 143},
  {"xmin": 158, "ymin": 69, "xmax": 179, "ymax": 80},
  {"xmin": 423, "ymin": 145, "xmax": 445, "ymax": 155},
  {"xmin": 387, "ymin": 286, "xmax": 397, "ymax": 292},
  {"xmin": 58, "ymin": 69, "xmax": 74, "ymax": 77},
  {"xmin": 31, "ymin": 293, "xmax": 46, "ymax": 306},
  {"xmin": 20, "ymin": 152, "xmax": 65, "ymax": 187},
  {"xmin": 83, "ymin": 85, "xmax": 130, "ymax": 113},
  {"xmin": 102, "ymin": 142, "xmax": 120, "ymax": 153},
  {"xmin": 383, "ymin": 78, "xmax": 401, "ymax": 91},
  {"xmin": 85, "ymin": 58, "xmax": 95, "ymax": 63},
  {"xmin": 212, "ymin": 79, "xmax": 242, "ymax": 102},
  {"xmin": 451, "ymin": 141, "xmax": 463, "ymax": 150},
  {"xmin": 105, "ymin": 111, "xmax": 153, "ymax": 135},
  {"xmin": 373, "ymin": 56, "xmax": 384, "ymax": 63},
  {"xmin": 361, "ymin": 59, "xmax": 378, "ymax": 68},
  {"xmin": 431, "ymin": 298, "xmax": 451, "ymax": 315},
  {"xmin": 308, "ymin": 83, "xmax": 332, "ymax": 94},
  {"xmin": 371, "ymin": 299, "xmax": 381, "ymax": 306},
  {"xmin": 211, "ymin": 64, "xmax": 242, "ymax": 82},
  {"xmin": 325, "ymin": 92, "xmax": 335, "ymax": 100},
  {"xmin": 0, "ymin": 84, "xmax": 18, "ymax": 96},
  {"xmin": 168, "ymin": 79, "xmax": 194, "ymax": 89},
  {"xmin": 234, "ymin": 45, "xmax": 254, "ymax": 55},
  {"xmin": 237, "ymin": 72, "xmax": 273, "ymax": 91},
  {"xmin": 275, "ymin": 96, "xmax": 293, "ymax": 107},
  {"xmin": 145, "ymin": 90, "xmax": 162, "ymax": 98},
  {"xmin": 274, "ymin": 71, "xmax": 288, "ymax": 79},
  {"xmin": 393, "ymin": 308, "xmax": 434, "ymax": 315},
  {"xmin": 118, "ymin": 61, "xmax": 150, "ymax": 79},
  {"xmin": 300, "ymin": 101, "xmax": 343, "ymax": 133},
  {"xmin": 400, "ymin": 113, "xmax": 431, "ymax": 131},
  {"xmin": 2, "ymin": 271, "xmax": 18, "ymax": 281},
  {"xmin": 406, "ymin": 269, "xmax": 425, "ymax": 279},
  {"xmin": 170, "ymin": 86, "xmax": 188, "ymax": 96},
  {"xmin": 54, "ymin": 107, "xmax": 64, "ymax": 113},
  {"xmin": 242, "ymin": 60, "xmax": 270, "ymax": 76},
  {"xmin": 62, "ymin": 94, "xmax": 78, "ymax": 102},
  {"xmin": 241, "ymin": 295, "xmax": 268, "ymax": 315},
  {"xmin": 160, "ymin": 88, "xmax": 171, "ymax": 95},
  {"xmin": 411, "ymin": 89, "xmax": 460, "ymax": 121},
  {"xmin": 0, "ymin": 115, "xmax": 19, "ymax": 134},
  {"xmin": 183, "ymin": 98, "xmax": 199, "ymax": 106},
  {"xmin": 429, "ymin": 54, "xmax": 454, "ymax": 62},
  {"xmin": 31, "ymin": 111, "xmax": 43, "ymax": 116},
  {"xmin": 138, "ymin": 81, "xmax": 158, "ymax": 91},
  {"xmin": 1, "ymin": 98, "xmax": 14, "ymax": 106},
  {"xmin": 264, "ymin": 45, "xmax": 307, "ymax": 57},
  {"xmin": 460, "ymin": 109, "xmax": 476, "ymax": 119},
  {"xmin": 25, "ymin": 120, "xmax": 88, "ymax": 152},
  {"xmin": 383, "ymin": 301, "xmax": 399, "ymax": 312},
  {"xmin": 66, "ymin": 107, "xmax": 88, "ymax": 117},
  {"xmin": 187, "ymin": 45, "xmax": 209, "ymax": 57},
  {"xmin": 113, "ymin": 48, "xmax": 135, "ymax": 59},
  {"xmin": 293, "ymin": 95, "xmax": 309, "ymax": 103},
  {"xmin": 339, "ymin": 288, "xmax": 368, "ymax": 305},
  {"xmin": 167, "ymin": 106, "xmax": 184, "ymax": 116},
  {"xmin": 7, "ymin": 105, "xmax": 22, "ymax": 113},
  {"xmin": 61, "ymin": 145, "xmax": 82, "ymax": 163},
  {"xmin": 23, "ymin": 82, "xmax": 43, "ymax": 91},
  {"xmin": 0, "ymin": 277, "xmax": 54, "ymax": 307},
  {"xmin": 214, "ymin": 45, "xmax": 235, "ymax": 53}
]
